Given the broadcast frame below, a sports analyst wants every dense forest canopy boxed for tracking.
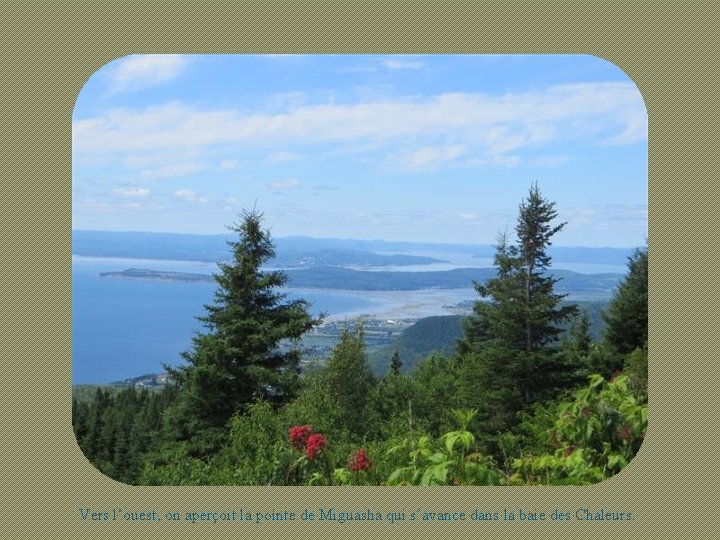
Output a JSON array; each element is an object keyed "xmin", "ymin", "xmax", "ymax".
[{"xmin": 73, "ymin": 187, "xmax": 648, "ymax": 486}]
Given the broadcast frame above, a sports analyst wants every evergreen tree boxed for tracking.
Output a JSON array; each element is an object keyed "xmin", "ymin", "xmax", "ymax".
[
  {"xmin": 561, "ymin": 309, "xmax": 593, "ymax": 367},
  {"xmin": 603, "ymin": 246, "xmax": 648, "ymax": 355},
  {"xmin": 567, "ymin": 310, "xmax": 592, "ymax": 356},
  {"xmin": 80, "ymin": 388, "xmax": 112, "ymax": 460},
  {"xmin": 459, "ymin": 184, "xmax": 579, "ymax": 412},
  {"xmin": 390, "ymin": 350, "xmax": 402, "ymax": 375},
  {"xmin": 459, "ymin": 184, "xmax": 577, "ymax": 404},
  {"xmin": 459, "ymin": 229, "xmax": 525, "ymax": 354},
  {"xmin": 166, "ymin": 209, "xmax": 323, "ymax": 454},
  {"xmin": 514, "ymin": 183, "xmax": 578, "ymax": 356},
  {"xmin": 72, "ymin": 396, "xmax": 89, "ymax": 442}
]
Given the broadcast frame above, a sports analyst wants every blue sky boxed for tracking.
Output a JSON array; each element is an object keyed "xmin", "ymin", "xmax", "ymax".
[{"xmin": 72, "ymin": 54, "xmax": 647, "ymax": 247}]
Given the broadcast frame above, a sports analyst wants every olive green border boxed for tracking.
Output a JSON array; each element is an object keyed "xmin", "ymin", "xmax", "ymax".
[{"xmin": 1, "ymin": 1, "xmax": 716, "ymax": 538}]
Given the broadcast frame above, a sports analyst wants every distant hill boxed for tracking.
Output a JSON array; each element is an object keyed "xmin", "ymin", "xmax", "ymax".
[
  {"xmin": 369, "ymin": 315, "xmax": 466, "ymax": 375},
  {"xmin": 284, "ymin": 266, "xmax": 621, "ymax": 298},
  {"xmin": 368, "ymin": 301, "xmax": 609, "ymax": 376},
  {"xmin": 273, "ymin": 249, "xmax": 445, "ymax": 267},
  {"xmin": 73, "ymin": 230, "xmax": 445, "ymax": 267}
]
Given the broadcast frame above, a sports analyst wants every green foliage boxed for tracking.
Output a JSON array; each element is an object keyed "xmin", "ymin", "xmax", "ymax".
[
  {"xmin": 166, "ymin": 209, "xmax": 323, "ymax": 455},
  {"xmin": 509, "ymin": 374, "xmax": 647, "ymax": 485},
  {"xmin": 459, "ymin": 185, "xmax": 579, "ymax": 408},
  {"xmin": 73, "ymin": 385, "xmax": 179, "ymax": 484},
  {"xmin": 75, "ymin": 200, "xmax": 648, "ymax": 487},
  {"xmin": 623, "ymin": 346, "xmax": 648, "ymax": 400},
  {"xmin": 386, "ymin": 410, "xmax": 502, "ymax": 486},
  {"xmin": 496, "ymin": 400, "xmax": 560, "ymax": 475},
  {"xmin": 603, "ymin": 247, "xmax": 648, "ymax": 355},
  {"xmin": 390, "ymin": 350, "xmax": 402, "ymax": 375},
  {"xmin": 369, "ymin": 316, "xmax": 465, "ymax": 375},
  {"xmin": 139, "ymin": 443, "xmax": 235, "ymax": 486},
  {"xmin": 456, "ymin": 344, "xmax": 524, "ymax": 452},
  {"xmin": 224, "ymin": 401, "xmax": 294, "ymax": 485},
  {"xmin": 319, "ymin": 322, "xmax": 376, "ymax": 437},
  {"xmin": 373, "ymin": 372, "xmax": 416, "ymax": 438},
  {"xmin": 564, "ymin": 309, "xmax": 592, "ymax": 357},
  {"xmin": 409, "ymin": 353, "xmax": 462, "ymax": 434},
  {"xmin": 560, "ymin": 301, "xmax": 606, "ymax": 340}
]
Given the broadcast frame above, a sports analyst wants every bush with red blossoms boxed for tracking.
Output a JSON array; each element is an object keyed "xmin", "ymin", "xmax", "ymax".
[
  {"xmin": 289, "ymin": 424, "xmax": 312, "ymax": 450},
  {"xmin": 305, "ymin": 433, "xmax": 326, "ymax": 461},
  {"xmin": 348, "ymin": 448, "xmax": 372, "ymax": 473}
]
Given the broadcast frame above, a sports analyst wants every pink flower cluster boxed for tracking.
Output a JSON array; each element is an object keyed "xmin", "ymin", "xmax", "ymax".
[
  {"xmin": 289, "ymin": 425, "xmax": 326, "ymax": 460},
  {"xmin": 305, "ymin": 434, "xmax": 326, "ymax": 461},
  {"xmin": 347, "ymin": 448, "xmax": 372, "ymax": 473},
  {"xmin": 289, "ymin": 424, "xmax": 312, "ymax": 451}
]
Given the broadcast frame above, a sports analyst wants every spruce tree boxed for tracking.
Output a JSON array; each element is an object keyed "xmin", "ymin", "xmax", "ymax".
[
  {"xmin": 459, "ymin": 229, "xmax": 525, "ymax": 355},
  {"xmin": 514, "ymin": 183, "xmax": 577, "ymax": 357},
  {"xmin": 459, "ymin": 184, "xmax": 578, "ymax": 412},
  {"xmin": 390, "ymin": 350, "xmax": 402, "ymax": 375},
  {"xmin": 603, "ymin": 246, "xmax": 648, "ymax": 355},
  {"xmin": 567, "ymin": 310, "xmax": 592, "ymax": 356},
  {"xmin": 166, "ymin": 209, "xmax": 323, "ymax": 454}
]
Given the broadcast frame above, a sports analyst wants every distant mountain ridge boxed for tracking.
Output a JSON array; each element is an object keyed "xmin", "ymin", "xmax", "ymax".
[
  {"xmin": 283, "ymin": 266, "xmax": 622, "ymax": 296},
  {"xmin": 73, "ymin": 230, "xmax": 638, "ymax": 267}
]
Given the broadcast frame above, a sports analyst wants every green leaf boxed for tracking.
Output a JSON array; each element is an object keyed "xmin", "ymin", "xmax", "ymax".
[
  {"xmin": 459, "ymin": 431, "xmax": 475, "ymax": 450},
  {"xmin": 387, "ymin": 467, "xmax": 412, "ymax": 486},
  {"xmin": 428, "ymin": 452, "xmax": 449, "ymax": 464},
  {"xmin": 444, "ymin": 433, "xmax": 460, "ymax": 454}
]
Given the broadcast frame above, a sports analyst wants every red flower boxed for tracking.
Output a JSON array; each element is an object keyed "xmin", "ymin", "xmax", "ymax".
[
  {"xmin": 618, "ymin": 423, "xmax": 634, "ymax": 442},
  {"xmin": 348, "ymin": 448, "xmax": 372, "ymax": 472},
  {"xmin": 289, "ymin": 425, "xmax": 312, "ymax": 450},
  {"xmin": 305, "ymin": 434, "xmax": 326, "ymax": 461}
]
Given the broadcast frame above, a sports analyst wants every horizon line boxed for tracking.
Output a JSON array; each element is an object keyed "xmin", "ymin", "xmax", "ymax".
[{"xmin": 71, "ymin": 228, "xmax": 646, "ymax": 251}]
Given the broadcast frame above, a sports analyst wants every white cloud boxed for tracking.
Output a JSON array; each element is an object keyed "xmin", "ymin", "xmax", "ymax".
[
  {"xmin": 268, "ymin": 179, "xmax": 301, "ymax": 190},
  {"xmin": 265, "ymin": 151, "xmax": 301, "ymax": 164},
  {"xmin": 112, "ymin": 187, "xmax": 150, "ymax": 197},
  {"xmin": 561, "ymin": 204, "xmax": 648, "ymax": 226},
  {"xmin": 74, "ymin": 83, "xmax": 647, "ymax": 165},
  {"xmin": 219, "ymin": 159, "xmax": 240, "ymax": 171},
  {"xmin": 173, "ymin": 189, "xmax": 208, "ymax": 203},
  {"xmin": 394, "ymin": 145, "xmax": 467, "ymax": 171},
  {"xmin": 140, "ymin": 161, "xmax": 209, "ymax": 180},
  {"xmin": 107, "ymin": 54, "xmax": 189, "ymax": 93},
  {"xmin": 74, "ymin": 196, "xmax": 162, "ymax": 211},
  {"xmin": 383, "ymin": 57, "xmax": 424, "ymax": 70}
]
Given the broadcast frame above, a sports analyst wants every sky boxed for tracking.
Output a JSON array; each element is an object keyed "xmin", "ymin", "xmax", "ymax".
[{"xmin": 72, "ymin": 54, "xmax": 648, "ymax": 247}]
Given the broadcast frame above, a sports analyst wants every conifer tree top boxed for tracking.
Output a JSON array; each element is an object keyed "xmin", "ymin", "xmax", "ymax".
[{"xmin": 165, "ymin": 209, "xmax": 323, "ymax": 454}]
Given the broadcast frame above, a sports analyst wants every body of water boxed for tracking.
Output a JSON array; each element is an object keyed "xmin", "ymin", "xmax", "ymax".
[
  {"xmin": 73, "ymin": 257, "xmax": 381, "ymax": 383},
  {"xmin": 72, "ymin": 254, "xmax": 623, "ymax": 383}
]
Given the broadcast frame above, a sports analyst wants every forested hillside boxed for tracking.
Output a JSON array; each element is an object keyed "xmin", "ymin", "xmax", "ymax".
[
  {"xmin": 368, "ymin": 316, "xmax": 465, "ymax": 375},
  {"xmin": 368, "ymin": 300, "xmax": 607, "ymax": 376},
  {"xmin": 73, "ymin": 188, "xmax": 647, "ymax": 486}
]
